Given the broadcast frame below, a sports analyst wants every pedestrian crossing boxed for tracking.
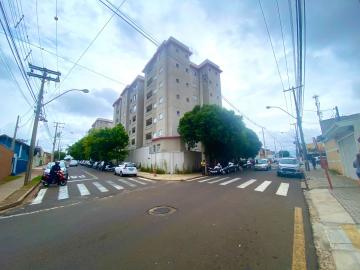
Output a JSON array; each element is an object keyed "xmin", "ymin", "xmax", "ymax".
[
  {"xmin": 196, "ymin": 176, "xmax": 292, "ymax": 197},
  {"xmin": 30, "ymin": 177, "xmax": 156, "ymax": 205}
]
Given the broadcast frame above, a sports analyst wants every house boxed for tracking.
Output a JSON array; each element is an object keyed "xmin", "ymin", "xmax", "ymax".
[
  {"xmin": 320, "ymin": 113, "xmax": 360, "ymax": 180},
  {"xmin": 0, "ymin": 134, "xmax": 30, "ymax": 175}
]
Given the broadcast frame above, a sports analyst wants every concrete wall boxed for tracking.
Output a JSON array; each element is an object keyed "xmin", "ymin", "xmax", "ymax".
[
  {"xmin": 0, "ymin": 145, "xmax": 13, "ymax": 181},
  {"xmin": 325, "ymin": 139, "xmax": 344, "ymax": 174}
]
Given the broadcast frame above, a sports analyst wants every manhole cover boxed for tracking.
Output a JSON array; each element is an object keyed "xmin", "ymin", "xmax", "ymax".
[{"xmin": 148, "ymin": 206, "xmax": 177, "ymax": 216}]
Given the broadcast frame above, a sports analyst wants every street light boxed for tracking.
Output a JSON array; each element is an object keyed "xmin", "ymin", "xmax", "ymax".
[
  {"xmin": 266, "ymin": 106, "xmax": 296, "ymax": 119},
  {"xmin": 24, "ymin": 88, "xmax": 89, "ymax": 185},
  {"xmin": 43, "ymin": 89, "xmax": 89, "ymax": 106}
]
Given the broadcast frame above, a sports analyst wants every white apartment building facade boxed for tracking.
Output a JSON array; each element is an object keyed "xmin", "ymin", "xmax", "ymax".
[
  {"xmin": 90, "ymin": 118, "xmax": 113, "ymax": 131},
  {"xmin": 113, "ymin": 37, "xmax": 222, "ymax": 173}
]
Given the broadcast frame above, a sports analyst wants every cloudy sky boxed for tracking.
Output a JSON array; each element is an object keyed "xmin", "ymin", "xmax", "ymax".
[{"xmin": 0, "ymin": 0, "xmax": 359, "ymax": 153}]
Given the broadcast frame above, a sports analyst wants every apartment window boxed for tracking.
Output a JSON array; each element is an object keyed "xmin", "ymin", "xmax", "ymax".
[
  {"xmin": 146, "ymin": 90, "xmax": 153, "ymax": 99},
  {"xmin": 132, "ymin": 115, "xmax": 136, "ymax": 122},
  {"xmin": 145, "ymin": 132, "xmax": 152, "ymax": 140},
  {"xmin": 185, "ymin": 68, "xmax": 189, "ymax": 73},
  {"xmin": 146, "ymin": 104, "xmax": 152, "ymax": 113},
  {"xmin": 159, "ymin": 97, "xmax": 163, "ymax": 104},
  {"xmin": 159, "ymin": 81, "xmax": 163, "ymax": 88},
  {"xmin": 186, "ymin": 82, "xmax": 189, "ymax": 87},
  {"xmin": 153, "ymin": 88, "xmax": 158, "ymax": 94},
  {"xmin": 154, "ymin": 103, "xmax": 157, "ymax": 108},
  {"xmin": 147, "ymin": 77, "xmax": 153, "ymax": 87},
  {"xmin": 132, "ymin": 127, "xmax": 136, "ymax": 134},
  {"xmin": 133, "ymin": 95, "xmax": 137, "ymax": 101},
  {"xmin": 159, "ymin": 113, "xmax": 163, "ymax": 120},
  {"xmin": 176, "ymin": 63, "xmax": 179, "ymax": 68},
  {"xmin": 153, "ymin": 117, "xmax": 157, "ymax": 123},
  {"xmin": 210, "ymin": 93, "xmax": 213, "ymax": 97},
  {"xmin": 130, "ymin": 98, "xmax": 132, "ymax": 103},
  {"xmin": 158, "ymin": 129, "xmax": 163, "ymax": 136},
  {"xmin": 131, "ymin": 139, "xmax": 135, "ymax": 145},
  {"xmin": 153, "ymin": 131, "xmax": 157, "ymax": 138},
  {"xmin": 176, "ymin": 94, "xmax": 180, "ymax": 99},
  {"xmin": 176, "ymin": 78, "xmax": 179, "ymax": 83},
  {"xmin": 176, "ymin": 110, "xmax": 180, "ymax": 116},
  {"xmin": 186, "ymin": 97, "xmax": 189, "ymax": 102},
  {"xmin": 146, "ymin": 118, "xmax": 152, "ymax": 126},
  {"xmin": 156, "ymin": 144, "xmax": 160, "ymax": 152},
  {"xmin": 133, "ymin": 105, "xmax": 136, "ymax": 112}
]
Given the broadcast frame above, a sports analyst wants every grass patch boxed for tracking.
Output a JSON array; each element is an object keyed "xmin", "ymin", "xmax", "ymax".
[
  {"xmin": 26, "ymin": 175, "xmax": 42, "ymax": 187},
  {"xmin": 0, "ymin": 175, "xmax": 22, "ymax": 185}
]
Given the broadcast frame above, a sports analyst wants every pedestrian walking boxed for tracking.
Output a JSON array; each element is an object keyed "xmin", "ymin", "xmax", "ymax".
[
  {"xmin": 353, "ymin": 153, "xmax": 360, "ymax": 182},
  {"xmin": 201, "ymin": 159, "xmax": 206, "ymax": 175},
  {"xmin": 311, "ymin": 156, "xmax": 317, "ymax": 170}
]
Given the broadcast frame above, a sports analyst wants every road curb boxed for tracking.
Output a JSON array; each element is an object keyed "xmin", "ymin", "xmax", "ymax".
[
  {"xmin": 0, "ymin": 182, "xmax": 41, "ymax": 212},
  {"xmin": 137, "ymin": 174, "xmax": 203, "ymax": 182}
]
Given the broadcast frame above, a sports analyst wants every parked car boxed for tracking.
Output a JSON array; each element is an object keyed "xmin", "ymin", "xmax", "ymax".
[
  {"xmin": 43, "ymin": 161, "xmax": 69, "ymax": 179},
  {"xmin": 92, "ymin": 161, "xmax": 98, "ymax": 169},
  {"xmin": 69, "ymin": 160, "xmax": 78, "ymax": 167},
  {"xmin": 254, "ymin": 159, "xmax": 271, "ymax": 171},
  {"xmin": 114, "ymin": 162, "xmax": 137, "ymax": 176},
  {"xmin": 277, "ymin": 158, "xmax": 304, "ymax": 178}
]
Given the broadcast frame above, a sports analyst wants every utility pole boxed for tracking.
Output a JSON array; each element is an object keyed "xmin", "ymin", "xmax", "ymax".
[
  {"xmin": 313, "ymin": 95, "xmax": 322, "ymax": 123},
  {"xmin": 24, "ymin": 64, "xmax": 60, "ymax": 185},
  {"xmin": 57, "ymin": 130, "xmax": 62, "ymax": 160},
  {"xmin": 334, "ymin": 106, "xmax": 340, "ymax": 120},
  {"xmin": 11, "ymin": 115, "xmax": 20, "ymax": 153},
  {"xmin": 52, "ymin": 122, "xmax": 64, "ymax": 161},
  {"xmin": 261, "ymin": 127, "xmax": 266, "ymax": 158},
  {"xmin": 284, "ymin": 86, "xmax": 310, "ymax": 171}
]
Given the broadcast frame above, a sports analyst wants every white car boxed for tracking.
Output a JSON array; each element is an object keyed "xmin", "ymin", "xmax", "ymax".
[
  {"xmin": 69, "ymin": 160, "xmax": 78, "ymax": 167},
  {"xmin": 114, "ymin": 162, "xmax": 138, "ymax": 177}
]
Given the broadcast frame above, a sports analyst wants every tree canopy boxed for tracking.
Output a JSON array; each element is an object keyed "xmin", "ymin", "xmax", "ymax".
[
  {"xmin": 68, "ymin": 124, "xmax": 129, "ymax": 162},
  {"xmin": 178, "ymin": 105, "xmax": 262, "ymax": 162},
  {"xmin": 278, "ymin": 150, "xmax": 290, "ymax": 158}
]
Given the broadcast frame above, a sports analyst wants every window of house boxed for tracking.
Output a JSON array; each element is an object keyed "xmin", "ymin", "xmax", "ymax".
[
  {"xmin": 159, "ymin": 97, "xmax": 163, "ymax": 104},
  {"xmin": 132, "ymin": 115, "xmax": 136, "ymax": 122},
  {"xmin": 146, "ymin": 104, "xmax": 152, "ymax": 113},
  {"xmin": 146, "ymin": 133, "xmax": 152, "ymax": 140},
  {"xmin": 146, "ymin": 90, "xmax": 153, "ymax": 99},
  {"xmin": 176, "ymin": 94, "xmax": 180, "ymax": 99},
  {"xmin": 159, "ymin": 113, "xmax": 163, "ymax": 120},
  {"xmin": 131, "ymin": 139, "xmax": 135, "ymax": 145},
  {"xmin": 186, "ymin": 97, "xmax": 189, "ymax": 102},
  {"xmin": 146, "ymin": 118, "xmax": 152, "ymax": 126},
  {"xmin": 132, "ymin": 127, "xmax": 136, "ymax": 134},
  {"xmin": 186, "ymin": 82, "xmax": 189, "ymax": 87},
  {"xmin": 176, "ymin": 63, "xmax": 179, "ymax": 68},
  {"xmin": 176, "ymin": 78, "xmax": 179, "ymax": 83},
  {"xmin": 185, "ymin": 68, "xmax": 189, "ymax": 73}
]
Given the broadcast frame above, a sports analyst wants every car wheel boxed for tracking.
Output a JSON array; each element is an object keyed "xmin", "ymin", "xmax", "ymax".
[
  {"xmin": 114, "ymin": 171, "xmax": 117, "ymax": 175},
  {"xmin": 120, "ymin": 171, "xmax": 123, "ymax": 177}
]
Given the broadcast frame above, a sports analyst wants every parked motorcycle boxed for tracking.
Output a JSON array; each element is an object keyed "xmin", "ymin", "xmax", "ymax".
[
  {"xmin": 42, "ymin": 171, "xmax": 67, "ymax": 187},
  {"xmin": 207, "ymin": 164, "xmax": 225, "ymax": 175}
]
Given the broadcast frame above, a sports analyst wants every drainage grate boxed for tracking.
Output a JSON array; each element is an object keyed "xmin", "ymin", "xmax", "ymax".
[{"xmin": 148, "ymin": 206, "xmax": 177, "ymax": 216}]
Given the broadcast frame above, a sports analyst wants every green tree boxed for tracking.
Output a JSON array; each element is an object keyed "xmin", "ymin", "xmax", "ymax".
[
  {"xmin": 278, "ymin": 150, "xmax": 290, "ymax": 158},
  {"xmin": 178, "ymin": 105, "xmax": 261, "ymax": 162},
  {"xmin": 53, "ymin": 150, "xmax": 66, "ymax": 160}
]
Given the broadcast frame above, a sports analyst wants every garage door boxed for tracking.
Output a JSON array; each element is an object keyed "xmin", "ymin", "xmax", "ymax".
[{"xmin": 338, "ymin": 133, "xmax": 358, "ymax": 180}]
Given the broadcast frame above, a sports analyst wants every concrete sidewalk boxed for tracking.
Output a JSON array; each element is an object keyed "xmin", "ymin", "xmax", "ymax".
[
  {"xmin": 0, "ymin": 167, "xmax": 43, "ymax": 210},
  {"xmin": 305, "ymin": 169, "xmax": 360, "ymax": 269},
  {"xmin": 138, "ymin": 171, "xmax": 202, "ymax": 181}
]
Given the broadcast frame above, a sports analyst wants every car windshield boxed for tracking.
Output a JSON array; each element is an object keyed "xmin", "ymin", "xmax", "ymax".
[
  {"xmin": 279, "ymin": 159, "xmax": 298, "ymax": 165},
  {"xmin": 257, "ymin": 159, "xmax": 267, "ymax": 164},
  {"xmin": 46, "ymin": 162, "xmax": 66, "ymax": 169},
  {"xmin": 125, "ymin": 163, "xmax": 136, "ymax": 168}
]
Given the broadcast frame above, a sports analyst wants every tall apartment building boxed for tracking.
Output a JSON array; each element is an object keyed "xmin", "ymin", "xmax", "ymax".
[
  {"xmin": 90, "ymin": 118, "xmax": 113, "ymax": 131},
  {"xmin": 113, "ymin": 37, "xmax": 222, "ymax": 173}
]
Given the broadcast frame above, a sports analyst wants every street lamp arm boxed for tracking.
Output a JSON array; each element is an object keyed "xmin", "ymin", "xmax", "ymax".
[
  {"xmin": 42, "ymin": 89, "xmax": 89, "ymax": 106},
  {"xmin": 266, "ymin": 106, "xmax": 297, "ymax": 119}
]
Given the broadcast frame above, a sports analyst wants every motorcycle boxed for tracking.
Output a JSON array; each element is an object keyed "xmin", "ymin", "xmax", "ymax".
[
  {"xmin": 42, "ymin": 170, "xmax": 67, "ymax": 187},
  {"xmin": 207, "ymin": 164, "xmax": 225, "ymax": 175}
]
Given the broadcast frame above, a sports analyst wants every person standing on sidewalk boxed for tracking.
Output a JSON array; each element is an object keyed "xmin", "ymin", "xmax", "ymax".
[
  {"xmin": 353, "ymin": 153, "xmax": 360, "ymax": 181},
  {"xmin": 201, "ymin": 159, "xmax": 206, "ymax": 175}
]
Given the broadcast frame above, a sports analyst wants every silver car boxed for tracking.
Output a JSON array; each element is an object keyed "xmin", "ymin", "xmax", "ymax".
[
  {"xmin": 277, "ymin": 158, "xmax": 304, "ymax": 178},
  {"xmin": 43, "ymin": 161, "xmax": 69, "ymax": 179}
]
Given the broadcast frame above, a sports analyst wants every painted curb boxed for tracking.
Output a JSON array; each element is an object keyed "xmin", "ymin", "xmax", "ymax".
[{"xmin": 0, "ymin": 182, "xmax": 41, "ymax": 211}]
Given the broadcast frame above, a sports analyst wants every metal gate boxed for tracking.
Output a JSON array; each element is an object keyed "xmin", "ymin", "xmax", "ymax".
[{"xmin": 338, "ymin": 132, "xmax": 358, "ymax": 180}]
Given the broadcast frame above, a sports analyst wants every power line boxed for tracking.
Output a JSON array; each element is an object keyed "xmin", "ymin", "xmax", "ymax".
[
  {"xmin": 257, "ymin": 0, "xmax": 285, "ymax": 90},
  {"xmin": 98, "ymin": 0, "xmax": 160, "ymax": 47},
  {"xmin": 60, "ymin": 0, "xmax": 128, "ymax": 87},
  {"xmin": 35, "ymin": 0, "xmax": 44, "ymax": 67}
]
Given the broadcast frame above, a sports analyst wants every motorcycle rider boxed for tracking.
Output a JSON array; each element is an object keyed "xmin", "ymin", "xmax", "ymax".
[{"xmin": 50, "ymin": 161, "xmax": 61, "ymax": 184}]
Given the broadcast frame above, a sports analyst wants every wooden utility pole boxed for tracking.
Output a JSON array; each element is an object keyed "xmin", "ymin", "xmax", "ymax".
[
  {"xmin": 51, "ymin": 122, "xmax": 64, "ymax": 161},
  {"xmin": 24, "ymin": 64, "xmax": 60, "ymax": 185},
  {"xmin": 11, "ymin": 115, "xmax": 19, "ymax": 153}
]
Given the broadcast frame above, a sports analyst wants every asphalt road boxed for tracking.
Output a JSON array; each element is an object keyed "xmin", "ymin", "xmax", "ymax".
[{"xmin": 0, "ymin": 166, "xmax": 317, "ymax": 270}]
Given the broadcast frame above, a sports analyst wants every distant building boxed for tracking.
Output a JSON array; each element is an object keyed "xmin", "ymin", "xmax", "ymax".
[
  {"xmin": 257, "ymin": 148, "xmax": 275, "ymax": 159},
  {"xmin": 320, "ymin": 113, "xmax": 360, "ymax": 180},
  {"xmin": 113, "ymin": 36, "xmax": 222, "ymax": 173},
  {"xmin": 90, "ymin": 118, "xmax": 113, "ymax": 131}
]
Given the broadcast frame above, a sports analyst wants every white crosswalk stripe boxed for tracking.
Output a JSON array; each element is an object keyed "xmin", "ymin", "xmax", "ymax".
[
  {"xmin": 219, "ymin": 177, "xmax": 241, "ymax": 186},
  {"xmin": 208, "ymin": 177, "xmax": 229, "ymax": 184},
  {"xmin": 118, "ymin": 179, "xmax": 136, "ymax": 187},
  {"xmin": 70, "ymin": 176, "xmax": 78, "ymax": 179},
  {"xmin": 254, "ymin": 181, "xmax": 272, "ymax": 192},
  {"xmin": 237, "ymin": 179, "xmax": 257, "ymax": 189},
  {"xmin": 199, "ymin": 177, "xmax": 219, "ymax": 183},
  {"xmin": 77, "ymin": 184, "xmax": 90, "ymax": 196},
  {"xmin": 31, "ymin": 189, "xmax": 47, "ymax": 205},
  {"xmin": 93, "ymin": 182, "xmax": 109, "ymax": 192},
  {"xmin": 128, "ymin": 178, "xmax": 146, "ymax": 185},
  {"xmin": 276, "ymin": 183, "xmax": 289, "ymax": 196},
  {"xmin": 138, "ymin": 177, "xmax": 156, "ymax": 183},
  {"xmin": 195, "ymin": 176, "xmax": 208, "ymax": 180},
  {"xmin": 106, "ymin": 180, "xmax": 124, "ymax": 190},
  {"xmin": 58, "ymin": 186, "xmax": 69, "ymax": 200}
]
